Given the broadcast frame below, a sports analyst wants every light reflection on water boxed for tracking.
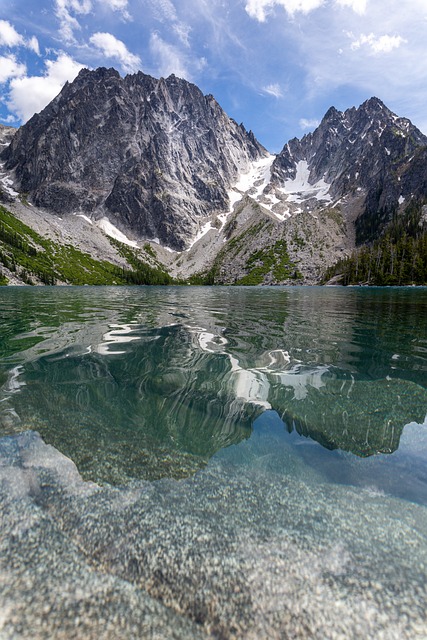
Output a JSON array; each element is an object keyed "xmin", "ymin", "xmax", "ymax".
[{"xmin": 0, "ymin": 286, "xmax": 426, "ymax": 499}]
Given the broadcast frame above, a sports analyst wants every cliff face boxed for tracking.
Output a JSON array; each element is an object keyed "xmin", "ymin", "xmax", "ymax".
[
  {"xmin": 0, "ymin": 125, "xmax": 17, "ymax": 203},
  {"xmin": 3, "ymin": 68, "xmax": 266, "ymax": 250}
]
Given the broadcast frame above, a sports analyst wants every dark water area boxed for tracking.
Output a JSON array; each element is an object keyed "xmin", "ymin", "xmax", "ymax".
[{"xmin": 0, "ymin": 286, "xmax": 426, "ymax": 638}]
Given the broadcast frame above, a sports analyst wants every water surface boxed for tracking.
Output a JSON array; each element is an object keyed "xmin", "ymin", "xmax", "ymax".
[
  {"xmin": 1, "ymin": 285, "xmax": 426, "ymax": 493},
  {"xmin": 0, "ymin": 286, "xmax": 426, "ymax": 638}
]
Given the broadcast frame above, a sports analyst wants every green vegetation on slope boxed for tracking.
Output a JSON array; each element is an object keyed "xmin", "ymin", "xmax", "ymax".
[
  {"xmin": 108, "ymin": 237, "xmax": 174, "ymax": 285},
  {"xmin": 323, "ymin": 201, "xmax": 427, "ymax": 285},
  {"xmin": 0, "ymin": 205, "xmax": 174, "ymax": 285},
  {"xmin": 188, "ymin": 220, "xmax": 270, "ymax": 285},
  {"xmin": 236, "ymin": 239, "xmax": 301, "ymax": 285},
  {"xmin": 190, "ymin": 218, "xmax": 302, "ymax": 286}
]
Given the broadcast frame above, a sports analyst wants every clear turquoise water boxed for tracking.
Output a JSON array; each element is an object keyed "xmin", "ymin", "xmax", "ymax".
[
  {"xmin": 1, "ymin": 286, "xmax": 427, "ymax": 638},
  {"xmin": 0, "ymin": 285, "xmax": 426, "ymax": 500}
]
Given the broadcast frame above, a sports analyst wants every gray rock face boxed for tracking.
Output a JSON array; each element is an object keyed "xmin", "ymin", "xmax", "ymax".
[
  {"xmin": 2, "ymin": 68, "xmax": 266, "ymax": 249},
  {"xmin": 270, "ymin": 97, "xmax": 427, "ymax": 243},
  {"xmin": 0, "ymin": 124, "xmax": 17, "ymax": 203}
]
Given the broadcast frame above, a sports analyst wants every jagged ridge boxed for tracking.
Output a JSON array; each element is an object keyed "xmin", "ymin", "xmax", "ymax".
[
  {"xmin": 269, "ymin": 97, "xmax": 427, "ymax": 243},
  {"xmin": 1, "ymin": 86, "xmax": 427, "ymax": 285},
  {"xmin": 3, "ymin": 68, "xmax": 266, "ymax": 250}
]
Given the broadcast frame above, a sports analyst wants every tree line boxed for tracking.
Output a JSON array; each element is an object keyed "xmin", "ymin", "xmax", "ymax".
[{"xmin": 323, "ymin": 201, "xmax": 427, "ymax": 286}]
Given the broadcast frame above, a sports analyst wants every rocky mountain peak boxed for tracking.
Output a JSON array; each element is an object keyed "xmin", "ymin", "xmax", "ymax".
[
  {"xmin": 2, "ymin": 67, "xmax": 267, "ymax": 250},
  {"xmin": 249, "ymin": 98, "xmax": 427, "ymax": 247},
  {"xmin": 270, "ymin": 97, "xmax": 427, "ymax": 195},
  {"xmin": 322, "ymin": 105, "xmax": 341, "ymax": 123},
  {"xmin": 360, "ymin": 96, "xmax": 387, "ymax": 112}
]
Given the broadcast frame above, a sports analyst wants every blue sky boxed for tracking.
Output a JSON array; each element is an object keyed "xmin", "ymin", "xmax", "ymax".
[{"xmin": 0, "ymin": 0, "xmax": 426, "ymax": 151}]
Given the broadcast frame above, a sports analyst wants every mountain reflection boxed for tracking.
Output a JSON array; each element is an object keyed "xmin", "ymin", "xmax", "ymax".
[{"xmin": 0, "ymin": 286, "xmax": 426, "ymax": 484}]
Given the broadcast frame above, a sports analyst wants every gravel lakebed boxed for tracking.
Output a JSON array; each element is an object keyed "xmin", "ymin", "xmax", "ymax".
[{"xmin": 1, "ymin": 428, "xmax": 426, "ymax": 639}]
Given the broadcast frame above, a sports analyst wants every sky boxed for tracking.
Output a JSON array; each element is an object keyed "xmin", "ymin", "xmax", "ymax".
[{"xmin": 0, "ymin": 0, "xmax": 426, "ymax": 152}]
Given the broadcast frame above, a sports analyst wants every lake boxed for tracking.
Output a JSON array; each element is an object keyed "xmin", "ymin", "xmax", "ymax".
[{"xmin": 0, "ymin": 286, "xmax": 426, "ymax": 638}]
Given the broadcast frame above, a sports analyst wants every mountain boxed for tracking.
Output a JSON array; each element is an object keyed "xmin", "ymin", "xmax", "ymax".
[
  {"xmin": 2, "ymin": 67, "xmax": 266, "ymax": 250},
  {"xmin": 180, "ymin": 97, "xmax": 427, "ymax": 285},
  {"xmin": 264, "ymin": 97, "xmax": 427, "ymax": 244},
  {"xmin": 1, "ymin": 75, "xmax": 427, "ymax": 286}
]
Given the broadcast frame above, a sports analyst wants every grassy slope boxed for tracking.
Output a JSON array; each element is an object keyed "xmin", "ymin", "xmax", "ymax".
[
  {"xmin": 0, "ymin": 205, "xmax": 173, "ymax": 286},
  {"xmin": 190, "ymin": 216, "xmax": 302, "ymax": 285}
]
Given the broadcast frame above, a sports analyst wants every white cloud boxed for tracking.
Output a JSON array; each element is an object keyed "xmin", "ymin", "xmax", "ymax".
[
  {"xmin": 335, "ymin": 0, "xmax": 366, "ymax": 14},
  {"xmin": 55, "ymin": 0, "xmax": 132, "ymax": 42},
  {"xmin": 1, "ymin": 114, "xmax": 18, "ymax": 124},
  {"xmin": 0, "ymin": 20, "xmax": 24, "ymax": 47},
  {"xmin": 27, "ymin": 36, "xmax": 41, "ymax": 56},
  {"xmin": 102, "ymin": 0, "xmax": 131, "ymax": 20},
  {"xmin": 245, "ymin": 0, "xmax": 325, "ymax": 21},
  {"xmin": 89, "ymin": 32, "xmax": 141, "ymax": 74},
  {"xmin": 150, "ymin": 32, "xmax": 190, "ymax": 79},
  {"xmin": 55, "ymin": 0, "xmax": 92, "ymax": 43},
  {"xmin": 148, "ymin": 0, "xmax": 178, "ymax": 23},
  {"xmin": 263, "ymin": 83, "xmax": 283, "ymax": 98},
  {"xmin": 146, "ymin": 0, "xmax": 191, "ymax": 47},
  {"xmin": 350, "ymin": 33, "xmax": 406, "ymax": 54},
  {"xmin": 299, "ymin": 117, "xmax": 320, "ymax": 129},
  {"xmin": 103, "ymin": 0, "xmax": 128, "ymax": 10},
  {"xmin": 7, "ymin": 53, "xmax": 85, "ymax": 122},
  {"xmin": 0, "ymin": 54, "xmax": 26, "ymax": 84},
  {"xmin": 173, "ymin": 23, "xmax": 192, "ymax": 47},
  {"xmin": 194, "ymin": 56, "xmax": 208, "ymax": 72},
  {"xmin": 0, "ymin": 20, "xmax": 41, "ymax": 55}
]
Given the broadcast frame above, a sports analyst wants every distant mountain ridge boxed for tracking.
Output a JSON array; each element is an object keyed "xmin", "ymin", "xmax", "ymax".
[
  {"xmin": 261, "ymin": 97, "xmax": 427, "ymax": 241},
  {"xmin": 1, "ymin": 70, "xmax": 427, "ymax": 286}
]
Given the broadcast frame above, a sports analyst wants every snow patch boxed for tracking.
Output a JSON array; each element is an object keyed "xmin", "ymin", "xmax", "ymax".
[
  {"xmin": 272, "ymin": 208, "xmax": 291, "ymax": 222},
  {"xmin": 0, "ymin": 162, "xmax": 19, "ymax": 197},
  {"xmin": 186, "ymin": 220, "xmax": 215, "ymax": 251},
  {"xmin": 74, "ymin": 213, "xmax": 93, "ymax": 225},
  {"xmin": 228, "ymin": 189, "xmax": 243, "ymax": 213},
  {"xmin": 227, "ymin": 155, "xmax": 276, "ymax": 212},
  {"xmin": 97, "ymin": 218, "xmax": 139, "ymax": 248},
  {"xmin": 278, "ymin": 160, "xmax": 331, "ymax": 203},
  {"xmin": 265, "ymin": 193, "xmax": 281, "ymax": 206}
]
